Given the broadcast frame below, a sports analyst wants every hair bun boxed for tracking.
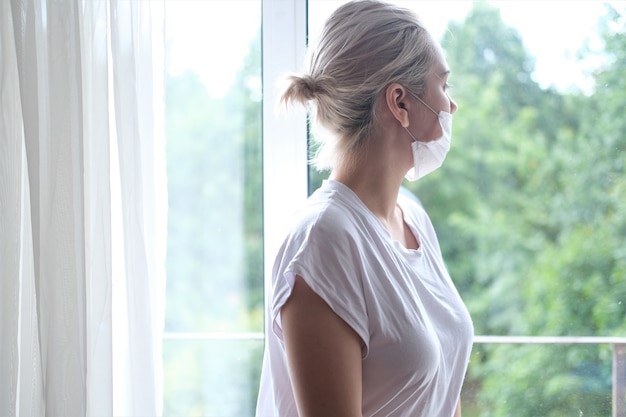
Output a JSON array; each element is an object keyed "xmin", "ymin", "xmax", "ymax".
[
  {"xmin": 298, "ymin": 75, "xmax": 321, "ymax": 100},
  {"xmin": 281, "ymin": 73, "xmax": 330, "ymax": 106},
  {"xmin": 300, "ymin": 75, "xmax": 318, "ymax": 100}
]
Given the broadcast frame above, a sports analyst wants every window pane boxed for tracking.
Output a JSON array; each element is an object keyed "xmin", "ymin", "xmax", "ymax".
[
  {"xmin": 163, "ymin": 1, "xmax": 263, "ymax": 414},
  {"xmin": 463, "ymin": 342, "xmax": 615, "ymax": 416},
  {"xmin": 163, "ymin": 338, "xmax": 264, "ymax": 416}
]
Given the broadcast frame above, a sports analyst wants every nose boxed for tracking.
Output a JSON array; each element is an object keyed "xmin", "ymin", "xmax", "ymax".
[{"xmin": 449, "ymin": 95, "xmax": 458, "ymax": 114}]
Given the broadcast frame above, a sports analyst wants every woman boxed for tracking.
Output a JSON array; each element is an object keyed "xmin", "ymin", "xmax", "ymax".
[{"xmin": 256, "ymin": 1, "xmax": 473, "ymax": 416}]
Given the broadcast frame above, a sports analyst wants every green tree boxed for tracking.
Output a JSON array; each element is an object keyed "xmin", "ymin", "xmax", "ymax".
[
  {"xmin": 163, "ymin": 28, "xmax": 264, "ymax": 415},
  {"xmin": 164, "ymin": 33, "xmax": 263, "ymax": 333},
  {"xmin": 416, "ymin": 2, "xmax": 626, "ymax": 416},
  {"xmin": 413, "ymin": 0, "xmax": 565, "ymax": 337},
  {"xmin": 500, "ymin": 7, "xmax": 626, "ymax": 416}
]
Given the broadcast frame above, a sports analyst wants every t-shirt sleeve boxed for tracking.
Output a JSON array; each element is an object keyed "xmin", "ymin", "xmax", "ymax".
[{"xmin": 270, "ymin": 213, "xmax": 370, "ymax": 357}]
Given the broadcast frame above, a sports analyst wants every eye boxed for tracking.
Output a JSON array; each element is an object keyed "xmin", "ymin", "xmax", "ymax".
[{"xmin": 444, "ymin": 82, "xmax": 453, "ymax": 91}]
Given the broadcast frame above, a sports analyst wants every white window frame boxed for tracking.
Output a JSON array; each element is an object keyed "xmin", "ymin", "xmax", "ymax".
[{"xmin": 262, "ymin": 0, "xmax": 309, "ymax": 307}]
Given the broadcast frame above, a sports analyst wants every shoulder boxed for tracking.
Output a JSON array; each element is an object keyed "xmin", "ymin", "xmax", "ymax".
[
  {"xmin": 288, "ymin": 194, "xmax": 363, "ymax": 251},
  {"xmin": 288, "ymin": 181, "xmax": 371, "ymax": 245},
  {"xmin": 272, "ymin": 182, "xmax": 379, "ymax": 283},
  {"xmin": 269, "ymin": 184, "xmax": 373, "ymax": 349}
]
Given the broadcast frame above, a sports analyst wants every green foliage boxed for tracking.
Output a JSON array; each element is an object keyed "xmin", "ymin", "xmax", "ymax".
[
  {"xmin": 475, "ymin": 343, "xmax": 612, "ymax": 417},
  {"xmin": 163, "ymin": 29, "xmax": 263, "ymax": 414},
  {"xmin": 405, "ymin": 2, "xmax": 626, "ymax": 416},
  {"xmin": 164, "ymin": 32, "xmax": 263, "ymax": 333},
  {"xmin": 163, "ymin": 339, "xmax": 264, "ymax": 416},
  {"xmin": 444, "ymin": 1, "xmax": 541, "ymax": 121}
]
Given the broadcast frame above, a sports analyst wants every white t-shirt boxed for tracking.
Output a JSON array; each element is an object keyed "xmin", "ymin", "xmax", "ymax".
[{"xmin": 256, "ymin": 180, "xmax": 473, "ymax": 417}]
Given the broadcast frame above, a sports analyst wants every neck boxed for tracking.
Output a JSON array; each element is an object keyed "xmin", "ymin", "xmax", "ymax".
[{"xmin": 330, "ymin": 156, "xmax": 404, "ymax": 224}]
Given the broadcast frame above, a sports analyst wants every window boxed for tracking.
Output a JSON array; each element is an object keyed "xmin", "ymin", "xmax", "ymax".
[
  {"xmin": 163, "ymin": 1, "xmax": 263, "ymax": 415},
  {"xmin": 163, "ymin": 1, "xmax": 626, "ymax": 415}
]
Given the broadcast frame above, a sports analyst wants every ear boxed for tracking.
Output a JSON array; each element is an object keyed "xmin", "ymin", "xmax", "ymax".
[{"xmin": 384, "ymin": 83, "xmax": 412, "ymax": 128}]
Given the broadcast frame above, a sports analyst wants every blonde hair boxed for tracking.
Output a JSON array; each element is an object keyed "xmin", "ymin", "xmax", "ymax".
[{"xmin": 281, "ymin": 0, "xmax": 438, "ymax": 171}]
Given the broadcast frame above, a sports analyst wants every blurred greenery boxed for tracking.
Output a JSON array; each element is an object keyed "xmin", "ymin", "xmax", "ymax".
[
  {"xmin": 163, "ymin": 15, "xmax": 263, "ymax": 415},
  {"xmin": 163, "ymin": 1, "xmax": 625, "ymax": 416},
  {"xmin": 407, "ymin": 2, "xmax": 626, "ymax": 416},
  {"xmin": 164, "ymin": 34, "xmax": 263, "ymax": 334},
  {"xmin": 163, "ymin": 339, "xmax": 264, "ymax": 416}
]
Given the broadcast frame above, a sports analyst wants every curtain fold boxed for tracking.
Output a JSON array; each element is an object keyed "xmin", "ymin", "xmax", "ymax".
[
  {"xmin": 82, "ymin": 1, "xmax": 114, "ymax": 415},
  {"xmin": 0, "ymin": 1, "xmax": 166, "ymax": 415}
]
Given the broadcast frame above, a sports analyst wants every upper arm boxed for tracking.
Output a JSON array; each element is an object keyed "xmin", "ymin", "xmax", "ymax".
[{"xmin": 281, "ymin": 275, "xmax": 363, "ymax": 417}]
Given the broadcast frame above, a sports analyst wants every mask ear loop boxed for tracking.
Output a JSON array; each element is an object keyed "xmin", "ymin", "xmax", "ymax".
[
  {"xmin": 405, "ymin": 126, "xmax": 418, "ymax": 143},
  {"xmin": 404, "ymin": 89, "xmax": 435, "ymax": 144},
  {"xmin": 407, "ymin": 89, "xmax": 439, "ymax": 117}
]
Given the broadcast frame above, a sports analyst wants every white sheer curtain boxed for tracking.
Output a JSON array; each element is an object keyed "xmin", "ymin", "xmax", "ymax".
[{"xmin": 0, "ymin": 1, "xmax": 166, "ymax": 416}]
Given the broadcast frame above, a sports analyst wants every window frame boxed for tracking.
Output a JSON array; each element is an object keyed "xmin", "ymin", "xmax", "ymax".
[{"xmin": 262, "ymin": 0, "xmax": 309, "ymax": 307}]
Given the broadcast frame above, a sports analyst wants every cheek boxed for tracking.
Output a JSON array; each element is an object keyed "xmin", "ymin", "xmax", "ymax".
[{"xmin": 418, "ymin": 117, "xmax": 441, "ymax": 142}]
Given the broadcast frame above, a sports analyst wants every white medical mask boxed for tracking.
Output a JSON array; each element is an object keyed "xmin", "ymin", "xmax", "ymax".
[{"xmin": 404, "ymin": 92, "xmax": 452, "ymax": 181}]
